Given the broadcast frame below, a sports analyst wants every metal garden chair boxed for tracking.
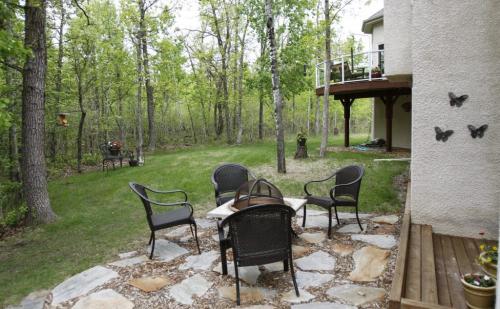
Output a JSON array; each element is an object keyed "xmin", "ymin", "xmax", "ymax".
[{"xmin": 211, "ymin": 163, "xmax": 256, "ymax": 207}]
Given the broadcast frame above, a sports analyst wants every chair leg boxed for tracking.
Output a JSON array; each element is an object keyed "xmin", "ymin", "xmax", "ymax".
[
  {"xmin": 234, "ymin": 262, "xmax": 241, "ymax": 306},
  {"xmin": 355, "ymin": 207, "xmax": 363, "ymax": 231},
  {"xmin": 192, "ymin": 222, "xmax": 201, "ymax": 254},
  {"xmin": 302, "ymin": 205, "xmax": 307, "ymax": 227},
  {"xmin": 149, "ymin": 232, "xmax": 156, "ymax": 259},
  {"xmin": 220, "ymin": 241, "xmax": 228, "ymax": 275},
  {"xmin": 102, "ymin": 160, "xmax": 105, "ymax": 171},
  {"xmin": 334, "ymin": 205, "xmax": 341, "ymax": 225},
  {"xmin": 112, "ymin": 161, "xmax": 115, "ymax": 169},
  {"xmin": 283, "ymin": 258, "xmax": 289, "ymax": 272},
  {"xmin": 189, "ymin": 223, "xmax": 194, "ymax": 237},
  {"xmin": 328, "ymin": 208, "xmax": 332, "ymax": 239},
  {"xmin": 289, "ymin": 253, "xmax": 300, "ymax": 296},
  {"xmin": 148, "ymin": 231, "xmax": 154, "ymax": 245}
]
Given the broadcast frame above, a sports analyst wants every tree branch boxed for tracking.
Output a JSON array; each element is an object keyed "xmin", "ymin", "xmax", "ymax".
[
  {"xmin": 1, "ymin": 60, "xmax": 23, "ymax": 73},
  {"xmin": 73, "ymin": 0, "xmax": 91, "ymax": 26}
]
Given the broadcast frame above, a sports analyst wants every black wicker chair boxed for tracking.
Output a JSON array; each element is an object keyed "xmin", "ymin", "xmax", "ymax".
[
  {"xmin": 129, "ymin": 182, "xmax": 200, "ymax": 259},
  {"xmin": 219, "ymin": 204, "xmax": 299, "ymax": 305},
  {"xmin": 99, "ymin": 143, "xmax": 124, "ymax": 171},
  {"xmin": 302, "ymin": 165, "xmax": 364, "ymax": 238},
  {"xmin": 211, "ymin": 163, "xmax": 256, "ymax": 207}
]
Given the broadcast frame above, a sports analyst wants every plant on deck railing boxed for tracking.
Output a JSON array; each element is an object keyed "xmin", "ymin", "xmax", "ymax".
[
  {"xmin": 462, "ymin": 274, "xmax": 495, "ymax": 288},
  {"xmin": 479, "ymin": 244, "xmax": 498, "ymax": 265}
]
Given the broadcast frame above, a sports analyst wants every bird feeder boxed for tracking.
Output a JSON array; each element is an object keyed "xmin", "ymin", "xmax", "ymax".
[{"xmin": 57, "ymin": 113, "xmax": 69, "ymax": 127}]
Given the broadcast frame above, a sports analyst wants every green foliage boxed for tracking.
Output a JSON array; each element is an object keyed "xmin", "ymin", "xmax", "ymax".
[{"xmin": 0, "ymin": 181, "xmax": 25, "ymax": 229}]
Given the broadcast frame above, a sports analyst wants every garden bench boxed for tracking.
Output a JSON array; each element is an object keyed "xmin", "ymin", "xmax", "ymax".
[{"xmin": 389, "ymin": 186, "xmax": 497, "ymax": 309}]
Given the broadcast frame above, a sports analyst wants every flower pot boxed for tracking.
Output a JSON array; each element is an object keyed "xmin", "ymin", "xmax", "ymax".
[
  {"xmin": 297, "ymin": 139, "xmax": 307, "ymax": 147},
  {"xmin": 480, "ymin": 252, "xmax": 498, "ymax": 279},
  {"xmin": 129, "ymin": 159, "xmax": 138, "ymax": 167},
  {"xmin": 371, "ymin": 72, "xmax": 381, "ymax": 78},
  {"xmin": 461, "ymin": 276, "xmax": 496, "ymax": 309}
]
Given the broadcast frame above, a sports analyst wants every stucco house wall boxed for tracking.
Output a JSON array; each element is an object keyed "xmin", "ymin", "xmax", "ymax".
[
  {"xmin": 410, "ymin": 0, "xmax": 500, "ymax": 240},
  {"xmin": 372, "ymin": 96, "xmax": 411, "ymax": 149},
  {"xmin": 384, "ymin": 0, "xmax": 412, "ymax": 76},
  {"xmin": 371, "ymin": 23, "xmax": 384, "ymax": 67}
]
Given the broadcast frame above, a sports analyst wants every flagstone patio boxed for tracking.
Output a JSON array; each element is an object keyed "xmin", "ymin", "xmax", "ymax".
[{"xmin": 9, "ymin": 211, "xmax": 402, "ymax": 309}]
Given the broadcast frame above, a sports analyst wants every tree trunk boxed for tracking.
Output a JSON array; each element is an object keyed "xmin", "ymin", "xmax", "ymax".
[
  {"xmin": 258, "ymin": 40, "xmax": 265, "ymax": 140},
  {"xmin": 236, "ymin": 20, "xmax": 249, "ymax": 144},
  {"xmin": 319, "ymin": 0, "xmax": 331, "ymax": 157},
  {"xmin": 139, "ymin": 0, "xmax": 156, "ymax": 151},
  {"xmin": 187, "ymin": 103, "xmax": 197, "ymax": 143},
  {"xmin": 21, "ymin": 0, "xmax": 56, "ymax": 224},
  {"xmin": 307, "ymin": 95, "xmax": 311, "ymax": 135},
  {"xmin": 135, "ymin": 37, "xmax": 144, "ymax": 163},
  {"xmin": 76, "ymin": 69, "xmax": 86, "ymax": 173},
  {"xmin": 265, "ymin": 0, "xmax": 286, "ymax": 174}
]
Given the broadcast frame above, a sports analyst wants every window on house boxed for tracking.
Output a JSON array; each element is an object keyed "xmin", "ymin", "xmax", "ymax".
[{"xmin": 378, "ymin": 44, "xmax": 384, "ymax": 73}]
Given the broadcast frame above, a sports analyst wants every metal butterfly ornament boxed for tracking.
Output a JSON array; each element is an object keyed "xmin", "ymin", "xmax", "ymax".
[
  {"xmin": 467, "ymin": 124, "xmax": 488, "ymax": 139},
  {"xmin": 435, "ymin": 127, "xmax": 454, "ymax": 142},
  {"xmin": 448, "ymin": 92, "xmax": 468, "ymax": 107}
]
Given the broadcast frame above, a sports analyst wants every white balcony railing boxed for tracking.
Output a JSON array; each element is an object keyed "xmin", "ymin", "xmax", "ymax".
[{"xmin": 315, "ymin": 50, "xmax": 386, "ymax": 88}]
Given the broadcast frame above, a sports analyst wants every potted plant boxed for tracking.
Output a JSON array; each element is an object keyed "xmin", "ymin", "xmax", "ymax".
[
  {"xmin": 479, "ymin": 244, "xmax": 498, "ymax": 279},
  {"xmin": 127, "ymin": 151, "xmax": 138, "ymax": 167},
  {"xmin": 296, "ymin": 132, "xmax": 307, "ymax": 146},
  {"xmin": 461, "ymin": 273, "xmax": 496, "ymax": 308},
  {"xmin": 371, "ymin": 66, "xmax": 382, "ymax": 78}
]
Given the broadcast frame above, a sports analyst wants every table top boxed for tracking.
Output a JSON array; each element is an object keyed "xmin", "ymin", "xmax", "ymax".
[{"xmin": 206, "ymin": 197, "xmax": 307, "ymax": 219}]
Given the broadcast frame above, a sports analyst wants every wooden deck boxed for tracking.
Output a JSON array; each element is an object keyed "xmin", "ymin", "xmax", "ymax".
[{"xmin": 389, "ymin": 186, "xmax": 498, "ymax": 308}]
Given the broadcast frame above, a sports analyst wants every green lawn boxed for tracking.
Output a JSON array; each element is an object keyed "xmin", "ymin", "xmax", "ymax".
[{"xmin": 0, "ymin": 135, "xmax": 408, "ymax": 307}]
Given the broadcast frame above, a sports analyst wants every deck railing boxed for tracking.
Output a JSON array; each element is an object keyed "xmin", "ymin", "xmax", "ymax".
[{"xmin": 316, "ymin": 50, "xmax": 386, "ymax": 88}]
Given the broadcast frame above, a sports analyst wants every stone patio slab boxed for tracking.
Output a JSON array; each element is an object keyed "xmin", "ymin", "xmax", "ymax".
[
  {"xmin": 165, "ymin": 226, "xmax": 190, "ymax": 238},
  {"xmin": 295, "ymin": 271, "xmax": 334, "ymax": 288},
  {"xmin": 291, "ymin": 302, "xmax": 357, "ymax": 309},
  {"xmin": 169, "ymin": 274, "xmax": 213, "ymax": 305},
  {"xmin": 299, "ymin": 232, "xmax": 326, "ymax": 244},
  {"xmin": 292, "ymin": 245, "xmax": 309, "ymax": 257},
  {"xmin": 332, "ymin": 243, "xmax": 354, "ymax": 256},
  {"xmin": 129, "ymin": 277, "xmax": 170, "ymax": 292},
  {"xmin": 118, "ymin": 251, "xmax": 137, "ymax": 259},
  {"xmin": 281, "ymin": 289, "xmax": 315, "ymax": 303},
  {"xmin": 349, "ymin": 246, "xmax": 390, "ymax": 282},
  {"xmin": 51, "ymin": 266, "xmax": 119, "ymax": 305},
  {"xmin": 295, "ymin": 251, "xmax": 335, "ymax": 271},
  {"xmin": 303, "ymin": 215, "xmax": 334, "ymax": 229},
  {"xmin": 351, "ymin": 235, "xmax": 397, "ymax": 249},
  {"xmin": 218, "ymin": 286, "xmax": 276, "ymax": 303},
  {"xmin": 371, "ymin": 214, "xmax": 399, "ymax": 225},
  {"xmin": 337, "ymin": 224, "xmax": 367, "ymax": 234},
  {"xmin": 213, "ymin": 263, "xmax": 261, "ymax": 285},
  {"xmin": 180, "ymin": 250, "xmax": 219, "ymax": 271},
  {"xmin": 72, "ymin": 289, "xmax": 133, "ymax": 309},
  {"xmin": 296, "ymin": 209, "xmax": 327, "ymax": 217},
  {"xmin": 326, "ymin": 284, "xmax": 385, "ymax": 306},
  {"xmin": 337, "ymin": 212, "xmax": 372, "ymax": 219},
  {"xmin": 109, "ymin": 255, "xmax": 148, "ymax": 267},
  {"xmin": 149, "ymin": 239, "xmax": 189, "ymax": 262},
  {"xmin": 7, "ymin": 290, "xmax": 50, "ymax": 309},
  {"xmin": 195, "ymin": 218, "xmax": 216, "ymax": 229}
]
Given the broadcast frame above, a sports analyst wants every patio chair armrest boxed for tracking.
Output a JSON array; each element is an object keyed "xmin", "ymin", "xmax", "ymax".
[
  {"xmin": 145, "ymin": 187, "xmax": 188, "ymax": 202},
  {"xmin": 304, "ymin": 172, "xmax": 337, "ymax": 196},
  {"xmin": 328, "ymin": 176, "xmax": 363, "ymax": 200},
  {"xmin": 148, "ymin": 200, "xmax": 191, "ymax": 207}
]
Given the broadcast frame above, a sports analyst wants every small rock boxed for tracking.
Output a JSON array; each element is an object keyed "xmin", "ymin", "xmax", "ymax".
[
  {"xmin": 180, "ymin": 250, "xmax": 219, "ymax": 271},
  {"xmin": 351, "ymin": 235, "xmax": 397, "ymax": 249},
  {"xmin": 218, "ymin": 286, "xmax": 276, "ymax": 303},
  {"xmin": 72, "ymin": 289, "xmax": 134, "ymax": 309},
  {"xmin": 292, "ymin": 245, "xmax": 309, "ymax": 258},
  {"xmin": 291, "ymin": 302, "xmax": 357, "ymax": 309},
  {"xmin": 326, "ymin": 284, "xmax": 385, "ymax": 306},
  {"xmin": 295, "ymin": 251, "xmax": 335, "ymax": 271},
  {"xmin": 169, "ymin": 274, "xmax": 213, "ymax": 305},
  {"xmin": 281, "ymin": 289, "xmax": 315, "ymax": 303},
  {"xmin": 373, "ymin": 224, "xmax": 396, "ymax": 235},
  {"xmin": 149, "ymin": 239, "xmax": 189, "ymax": 262},
  {"xmin": 262, "ymin": 262, "xmax": 284, "ymax": 272},
  {"xmin": 129, "ymin": 277, "xmax": 170, "ymax": 292},
  {"xmin": 349, "ymin": 246, "xmax": 390, "ymax": 282},
  {"xmin": 213, "ymin": 263, "xmax": 261, "ymax": 285},
  {"xmin": 371, "ymin": 215, "xmax": 399, "ymax": 225},
  {"xmin": 109, "ymin": 255, "xmax": 148, "ymax": 267},
  {"xmin": 332, "ymin": 243, "xmax": 354, "ymax": 256},
  {"xmin": 300, "ymin": 232, "xmax": 326, "ymax": 244},
  {"xmin": 337, "ymin": 224, "xmax": 367, "ymax": 234},
  {"xmin": 295, "ymin": 271, "xmax": 334, "ymax": 288},
  {"xmin": 118, "ymin": 251, "xmax": 137, "ymax": 259},
  {"xmin": 51, "ymin": 266, "xmax": 119, "ymax": 305}
]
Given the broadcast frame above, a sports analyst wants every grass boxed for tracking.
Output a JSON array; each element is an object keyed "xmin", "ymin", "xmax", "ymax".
[{"xmin": 0, "ymin": 135, "xmax": 409, "ymax": 307}]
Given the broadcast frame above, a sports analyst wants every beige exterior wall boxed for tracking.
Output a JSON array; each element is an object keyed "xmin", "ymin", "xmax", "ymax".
[
  {"xmin": 384, "ymin": 0, "xmax": 412, "ymax": 76},
  {"xmin": 372, "ymin": 96, "xmax": 411, "ymax": 149},
  {"xmin": 410, "ymin": 1, "xmax": 500, "ymax": 240},
  {"xmin": 371, "ymin": 23, "xmax": 384, "ymax": 67}
]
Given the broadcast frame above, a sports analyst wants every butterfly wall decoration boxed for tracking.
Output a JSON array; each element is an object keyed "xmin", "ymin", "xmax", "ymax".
[
  {"xmin": 435, "ymin": 127, "xmax": 454, "ymax": 142},
  {"xmin": 448, "ymin": 92, "xmax": 468, "ymax": 107},
  {"xmin": 467, "ymin": 124, "xmax": 488, "ymax": 139}
]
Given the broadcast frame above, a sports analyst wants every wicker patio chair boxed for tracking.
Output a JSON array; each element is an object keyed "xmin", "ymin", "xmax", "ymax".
[
  {"xmin": 219, "ymin": 204, "xmax": 299, "ymax": 305},
  {"xmin": 99, "ymin": 143, "xmax": 124, "ymax": 171},
  {"xmin": 302, "ymin": 165, "xmax": 365, "ymax": 238},
  {"xmin": 129, "ymin": 182, "xmax": 201, "ymax": 259},
  {"xmin": 211, "ymin": 163, "xmax": 256, "ymax": 207}
]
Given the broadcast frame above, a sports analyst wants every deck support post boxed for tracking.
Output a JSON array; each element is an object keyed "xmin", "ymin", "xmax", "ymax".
[
  {"xmin": 340, "ymin": 98, "xmax": 355, "ymax": 148},
  {"xmin": 380, "ymin": 95, "xmax": 398, "ymax": 152}
]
